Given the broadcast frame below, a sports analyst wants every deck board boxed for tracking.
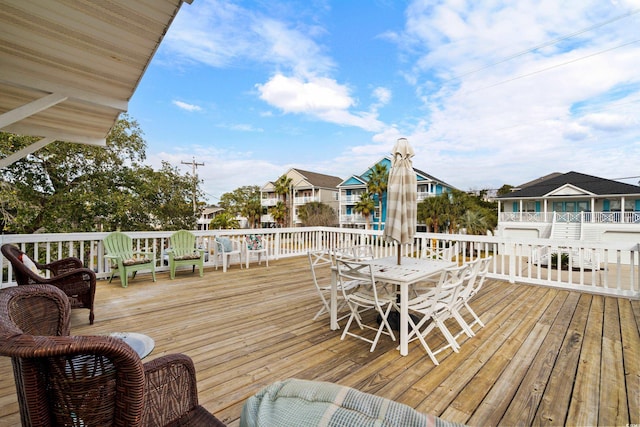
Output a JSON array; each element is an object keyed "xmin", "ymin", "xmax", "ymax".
[{"xmin": 1, "ymin": 256, "xmax": 638, "ymax": 426}]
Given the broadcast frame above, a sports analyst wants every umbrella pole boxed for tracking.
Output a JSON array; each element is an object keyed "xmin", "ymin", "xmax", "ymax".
[{"xmin": 397, "ymin": 245, "xmax": 401, "ymax": 265}]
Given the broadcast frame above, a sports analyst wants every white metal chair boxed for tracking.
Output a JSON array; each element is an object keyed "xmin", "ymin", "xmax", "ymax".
[
  {"xmin": 421, "ymin": 241, "xmax": 459, "ymax": 261},
  {"xmin": 456, "ymin": 256, "xmax": 492, "ymax": 333},
  {"xmin": 244, "ymin": 234, "xmax": 269, "ymax": 268},
  {"xmin": 448, "ymin": 258, "xmax": 483, "ymax": 340},
  {"xmin": 213, "ymin": 237, "xmax": 243, "ymax": 272},
  {"xmin": 405, "ymin": 263, "xmax": 469, "ymax": 365},
  {"xmin": 332, "ymin": 245, "xmax": 374, "ymax": 262},
  {"xmin": 336, "ymin": 259, "xmax": 397, "ymax": 352},
  {"xmin": 307, "ymin": 250, "xmax": 359, "ymax": 325}
]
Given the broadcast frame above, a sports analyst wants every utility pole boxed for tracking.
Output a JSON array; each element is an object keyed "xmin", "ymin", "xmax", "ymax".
[{"xmin": 181, "ymin": 157, "xmax": 204, "ymax": 214}]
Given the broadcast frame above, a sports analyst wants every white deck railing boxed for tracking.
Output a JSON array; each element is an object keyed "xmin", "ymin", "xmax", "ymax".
[{"xmin": 1, "ymin": 228, "xmax": 638, "ymax": 299}]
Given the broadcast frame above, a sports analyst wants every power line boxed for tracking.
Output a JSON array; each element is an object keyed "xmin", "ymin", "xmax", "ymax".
[
  {"xmin": 467, "ymin": 38, "xmax": 640, "ymax": 94},
  {"xmin": 444, "ymin": 8, "xmax": 640, "ymax": 84}
]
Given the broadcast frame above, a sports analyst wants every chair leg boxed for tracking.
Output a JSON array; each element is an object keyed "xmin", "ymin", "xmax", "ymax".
[
  {"xmin": 370, "ymin": 303, "xmax": 396, "ymax": 352},
  {"xmin": 408, "ymin": 315, "xmax": 439, "ymax": 365},
  {"xmin": 121, "ymin": 269, "xmax": 128, "ymax": 288},
  {"xmin": 465, "ymin": 302, "xmax": 485, "ymax": 328}
]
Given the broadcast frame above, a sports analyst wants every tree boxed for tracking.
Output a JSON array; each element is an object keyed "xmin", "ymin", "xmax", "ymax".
[
  {"xmin": 353, "ymin": 192, "xmax": 375, "ymax": 229},
  {"xmin": 459, "ymin": 210, "xmax": 488, "ymax": 235},
  {"xmin": 269, "ymin": 201, "xmax": 287, "ymax": 227},
  {"xmin": 297, "ymin": 201, "xmax": 337, "ymax": 226},
  {"xmin": 209, "ymin": 212, "xmax": 239, "ymax": 229},
  {"xmin": 497, "ymin": 184, "xmax": 514, "ymax": 196},
  {"xmin": 273, "ymin": 175, "xmax": 293, "ymax": 227},
  {"xmin": 0, "ymin": 115, "xmax": 199, "ymax": 233},
  {"xmin": 219, "ymin": 185, "xmax": 261, "ymax": 228},
  {"xmin": 135, "ymin": 161, "xmax": 198, "ymax": 230},
  {"xmin": 417, "ymin": 193, "xmax": 450, "ymax": 232},
  {"xmin": 219, "ymin": 185, "xmax": 260, "ymax": 217},
  {"xmin": 242, "ymin": 198, "xmax": 262, "ymax": 229},
  {"xmin": 367, "ymin": 163, "xmax": 388, "ymax": 230},
  {"xmin": 417, "ymin": 190, "xmax": 497, "ymax": 235}
]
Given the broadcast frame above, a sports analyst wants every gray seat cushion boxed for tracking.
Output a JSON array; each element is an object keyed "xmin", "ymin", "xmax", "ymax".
[{"xmin": 240, "ymin": 378, "xmax": 465, "ymax": 427}]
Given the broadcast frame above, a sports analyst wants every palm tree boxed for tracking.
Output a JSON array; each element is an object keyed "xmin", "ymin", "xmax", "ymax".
[
  {"xmin": 274, "ymin": 175, "xmax": 293, "ymax": 227},
  {"xmin": 367, "ymin": 163, "xmax": 388, "ymax": 230},
  {"xmin": 459, "ymin": 210, "xmax": 488, "ymax": 235},
  {"xmin": 210, "ymin": 212, "xmax": 239, "ymax": 229},
  {"xmin": 353, "ymin": 192, "xmax": 375, "ymax": 229},
  {"xmin": 417, "ymin": 193, "xmax": 450, "ymax": 233},
  {"xmin": 269, "ymin": 201, "xmax": 287, "ymax": 227},
  {"xmin": 241, "ymin": 198, "xmax": 262, "ymax": 229}
]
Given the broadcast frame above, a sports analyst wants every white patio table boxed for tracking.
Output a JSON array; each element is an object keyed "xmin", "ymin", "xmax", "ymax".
[{"xmin": 331, "ymin": 256, "xmax": 455, "ymax": 356}]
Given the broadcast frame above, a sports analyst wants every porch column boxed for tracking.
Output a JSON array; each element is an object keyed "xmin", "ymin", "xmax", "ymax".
[
  {"xmin": 621, "ymin": 197, "xmax": 626, "ymax": 223},
  {"xmin": 591, "ymin": 198, "xmax": 595, "ymax": 223},
  {"xmin": 519, "ymin": 200, "xmax": 523, "ymax": 221}
]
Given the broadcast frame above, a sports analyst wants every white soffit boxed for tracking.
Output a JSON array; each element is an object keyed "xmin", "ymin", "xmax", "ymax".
[{"xmin": 0, "ymin": 0, "xmax": 192, "ymax": 166}]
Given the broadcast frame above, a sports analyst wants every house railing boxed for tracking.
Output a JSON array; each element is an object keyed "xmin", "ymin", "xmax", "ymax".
[
  {"xmin": 501, "ymin": 211, "xmax": 640, "ymax": 224},
  {"xmin": 1, "ymin": 228, "xmax": 638, "ymax": 299}
]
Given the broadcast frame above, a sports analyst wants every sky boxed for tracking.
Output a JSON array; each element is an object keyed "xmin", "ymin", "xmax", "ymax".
[{"xmin": 128, "ymin": 0, "xmax": 640, "ymax": 203}]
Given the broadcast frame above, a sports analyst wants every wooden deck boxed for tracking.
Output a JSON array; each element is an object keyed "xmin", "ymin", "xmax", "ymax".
[{"xmin": 1, "ymin": 256, "xmax": 638, "ymax": 426}]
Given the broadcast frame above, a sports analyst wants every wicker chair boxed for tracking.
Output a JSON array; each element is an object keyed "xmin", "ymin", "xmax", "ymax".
[
  {"xmin": 0, "ymin": 284, "xmax": 226, "ymax": 427},
  {"xmin": 1, "ymin": 243, "xmax": 96, "ymax": 324}
]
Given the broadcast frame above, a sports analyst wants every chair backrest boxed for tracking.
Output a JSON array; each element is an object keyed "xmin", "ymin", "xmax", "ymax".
[
  {"xmin": 335, "ymin": 259, "xmax": 380, "ymax": 301},
  {"xmin": 245, "ymin": 235, "xmax": 264, "ymax": 250},
  {"xmin": 214, "ymin": 237, "xmax": 236, "ymax": 254},
  {"xmin": 411, "ymin": 264, "xmax": 469, "ymax": 312},
  {"xmin": 169, "ymin": 230, "xmax": 197, "ymax": 257},
  {"xmin": 308, "ymin": 250, "xmax": 332, "ymax": 290},
  {"xmin": 0, "ymin": 285, "xmax": 145, "ymax": 427},
  {"xmin": 421, "ymin": 241, "xmax": 459, "ymax": 261},
  {"xmin": 104, "ymin": 231, "xmax": 135, "ymax": 260},
  {"xmin": 471, "ymin": 256, "xmax": 492, "ymax": 296},
  {"xmin": 458, "ymin": 258, "xmax": 482, "ymax": 300},
  {"xmin": 333, "ymin": 245, "xmax": 373, "ymax": 262},
  {"xmin": 1, "ymin": 244, "xmax": 41, "ymax": 286},
  {"xmin": 0, "ymin": 284, "xmax": 71, "ymax": 336}
]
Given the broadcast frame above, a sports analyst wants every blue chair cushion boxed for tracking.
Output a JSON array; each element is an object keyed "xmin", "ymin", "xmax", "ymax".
[{"xmin": 216, "ymin": 237, "xmax": 233, "ymax": 253}]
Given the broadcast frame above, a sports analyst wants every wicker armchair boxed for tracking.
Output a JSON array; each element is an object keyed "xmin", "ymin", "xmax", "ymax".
[
  {"xmin": 0, "ymin": 285, "xmax": 226, "ymax": 427},
  {"xmin": 1, "ymin": 243, "xmax": 96, "ymax": 324}
]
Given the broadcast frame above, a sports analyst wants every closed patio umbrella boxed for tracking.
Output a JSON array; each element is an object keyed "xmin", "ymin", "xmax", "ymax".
[{"xmin": 383, "ymin": 137, "xmax": 417, "ymax": 265}]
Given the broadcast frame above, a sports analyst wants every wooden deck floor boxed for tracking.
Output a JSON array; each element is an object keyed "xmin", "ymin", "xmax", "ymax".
[{"xmin": 1, "ymin": 256, "xmax": 638, "ymax": 426}]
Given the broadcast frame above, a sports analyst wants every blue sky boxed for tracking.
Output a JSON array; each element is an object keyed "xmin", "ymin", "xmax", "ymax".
[{"xmin": 128, "ymin": 0, "xmax": 640, "ymax": 203}]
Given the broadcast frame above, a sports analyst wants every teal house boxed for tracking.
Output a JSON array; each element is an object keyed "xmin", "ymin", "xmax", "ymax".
[{"xmin": 337, "ymin": 157, "xmax": 456, "ymax": 230}]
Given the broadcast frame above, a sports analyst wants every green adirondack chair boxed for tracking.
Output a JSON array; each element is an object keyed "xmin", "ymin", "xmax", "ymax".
[
  {"xmin": 103, "ymin": 232, "xmax": 156, "ymax": 288},
  {"xmin": 166, "ymin": 230, "xmax": 206, "ymax": 279}
]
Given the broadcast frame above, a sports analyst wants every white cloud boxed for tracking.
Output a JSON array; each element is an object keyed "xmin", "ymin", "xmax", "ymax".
[
  {"xmin": 172, "ymin": 100, "xmax": 202, "ymax": 112},
  {"xmin": 256, "ymin": 74, "xmax": 386, "ymax": 132},
  {"xmin": 380, "ymin": 0, "xmax": 640, "ymax": 189}
]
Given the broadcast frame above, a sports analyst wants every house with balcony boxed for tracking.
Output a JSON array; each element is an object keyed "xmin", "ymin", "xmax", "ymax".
[
  {"xmin": 260, "ymin": 169, "xmax": 342, "ymax": 227},
  {"xmin": 338, "ymin": 157, "xmax": 456, "ymax": 230},
  {"xmin": 196, "ymin": 205, "xmax": 225, "ymax": 230},
  {"xmin": 497, "ymin": 171, "xmax": 640, "ymax": 249}
]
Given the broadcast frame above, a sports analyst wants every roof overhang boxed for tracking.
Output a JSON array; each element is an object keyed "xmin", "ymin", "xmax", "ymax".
[{"xmin": 0, "ymin": 0, "xmax": 193, "ymax": 168}]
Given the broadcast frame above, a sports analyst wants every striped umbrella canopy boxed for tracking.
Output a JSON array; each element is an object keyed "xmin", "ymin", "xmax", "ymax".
[{"xmin": 383, "ymin": 138, "xmax": 417, "ymax": 264}]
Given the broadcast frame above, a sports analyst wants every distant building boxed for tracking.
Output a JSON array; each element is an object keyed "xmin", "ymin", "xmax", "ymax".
[
  {"xmin": 260, "ymin": 168, "xmax": 342, "ymax": 227},
  {"xmin": 497, "ymin": 171, "xmax": 640, "ymax": 243},
  {"xmin": 197, "ymin": 205, "xmax": 224, "ymax": 230},
  {"xmin": 338, "ymin": 157, "xmax": 456, "ymax": 230}
]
